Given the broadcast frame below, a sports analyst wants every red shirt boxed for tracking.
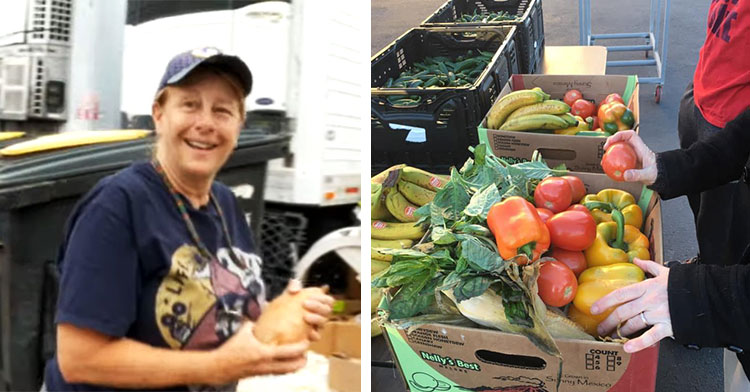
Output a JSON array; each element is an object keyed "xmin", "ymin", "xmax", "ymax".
[{"xmin": 694, "ymin": 0, "xmax": 750, "ymax": 128}]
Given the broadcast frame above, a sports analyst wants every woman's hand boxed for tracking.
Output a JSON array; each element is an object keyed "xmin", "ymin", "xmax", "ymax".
[
  {"xmin": 604, "ymin": 131, "xmax": 658, "ymax": 185},
  {"xmin": 284, "ymin": 279, "xmax": 335, "ymax": 342},
  {"xmin": 213, "ymin": 321, "xmax": 309, "ymax": 383},
  {"xmin": 590, "ymin": 258, "xmax": 673, "ymax": 353}
]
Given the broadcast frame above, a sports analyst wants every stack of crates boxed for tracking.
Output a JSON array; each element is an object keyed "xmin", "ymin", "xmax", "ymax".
[
  {"xmin": 421, "ymin": 0, "xmax": 545, "ymax": 74},
  {"xmin": 371, "ymin": 27, "xmax": 520, "ymax": 175},
  {"xmin": 371, "ymin": 0, "xmax": 545, "ymax": 175}
]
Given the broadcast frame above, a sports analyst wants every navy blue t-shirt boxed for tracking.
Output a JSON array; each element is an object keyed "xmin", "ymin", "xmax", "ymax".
[{"xmin": 44, "ymin": 161, "xmax": 265, "ymax": 391}]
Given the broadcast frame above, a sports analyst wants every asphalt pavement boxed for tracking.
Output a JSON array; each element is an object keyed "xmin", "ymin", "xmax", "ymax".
[{"xmin": 371, "ymin": 0, "xmax": 724, "ymax": 391}]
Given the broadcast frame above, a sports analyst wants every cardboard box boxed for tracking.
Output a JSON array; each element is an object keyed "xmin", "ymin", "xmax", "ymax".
[
  {"xmin": 477, "ymin": 74, "xmax": 640, "ymax": 173},
  {"xmin": 310, "ymin": 320, "xmax": 362, "ymax": 392},
  {"xmin": 382, "ymin": 173, "xmax": 662, "ymax": 392},
  {"xmin": 311, "ymin": 320, "xmax": 361, "ymax": 358},
  {"xmin": 329, "ymin": 355, "xmax": 361, "ymax": 392},
  {"xmin": 542, "ymin": 46, "xmax": 608, "ymax": 75}
]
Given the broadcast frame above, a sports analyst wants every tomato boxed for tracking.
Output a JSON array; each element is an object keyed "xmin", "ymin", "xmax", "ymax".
[
  {"xmin": 549, "ymin": 248, "xmax": 587, "ymax": 277},
  {"xmin": 563, "ymin": 89, "xmax": 583, "ymax": 107},
  {"xmin": 538, "ymin": 260, "xmax": 578, "ymax": 307},
  {"xmin": 534, "ymin": 177, "xmax": 573, "ymax": 213},
  {"xmin": 566, "ymin": 204, "xmax": 590, "ymax": 215},
  {"xmin": 570, "ymin": 99, "xmax": 595, "ymax": 119},
  {"xmin": 546, "ymin": 210, "xmax": 597, "ymax": 251},
  {"xmin": 562, "ymin": 175, "xmax": 586, "ymax": 203},
  {"xmin": 600, "ymin": 93, "xmax": 624, "ymax": 106},
  {"xmin": 601, "ymin": 142, "xmax": 638, "ymax": 182},
  {"xmin": 536, "ymin": 208, "xmax": 554, "ymax": 224},
  {"xmin": 587, "ymin": 115, "xmax": 600, "ymax": 130}
]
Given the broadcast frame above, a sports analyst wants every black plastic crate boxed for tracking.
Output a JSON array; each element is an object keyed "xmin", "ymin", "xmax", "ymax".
[
  {"xmin": 421, "ymin": 0, "xmax": 545, "ymax": 74},
  {"xmin": 0, "ymin": 132, "xmax": 289, "ymax": 391},
  {"xmin": 371, "ymin": 27, "xmax": 519, "ymax": 175},
  {"xmin": 259, "ymin": 209, "xmax": 307, "ymax": 300}
]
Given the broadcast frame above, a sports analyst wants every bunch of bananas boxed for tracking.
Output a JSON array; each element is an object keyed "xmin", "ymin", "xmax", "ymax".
[
  {"xmin": 486, "ymin": 88, "xmax": 596, "ymax": 135},
  {"xmin": 370, "ymin": 165, "xmax": 446, "ymax": 336}
]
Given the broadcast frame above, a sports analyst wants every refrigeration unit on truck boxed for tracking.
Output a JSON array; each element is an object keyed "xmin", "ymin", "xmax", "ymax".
[{"xmin": 0, "ymin": 0, "xmax": 72, "ymax": 124}]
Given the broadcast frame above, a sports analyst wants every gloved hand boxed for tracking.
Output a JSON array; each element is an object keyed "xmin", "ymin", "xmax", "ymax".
[{"xmin": 604, "ymin": 131, "xmax": 658, "ymax": 185}]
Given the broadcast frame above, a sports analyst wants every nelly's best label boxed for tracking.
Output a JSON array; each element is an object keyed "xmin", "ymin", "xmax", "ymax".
[{"xmin": 420, "ymin": 351, "xmax": 481, "ymax": 371}]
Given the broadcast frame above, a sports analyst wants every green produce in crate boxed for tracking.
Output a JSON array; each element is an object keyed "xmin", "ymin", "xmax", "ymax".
[
  {"xmin": 382, "ymin": 50, "xmax": 496, "ymax": 107},
  {"xmin": 385, "ymin": 95, "xmax": 422, "ymax": 106},
  {"xmin": 384, "ymin": 50, "xmax": 492, "ymax": 90},
  {"xmin": 457, "ymin": 10, "xmax": 516, "ymax": 23}
]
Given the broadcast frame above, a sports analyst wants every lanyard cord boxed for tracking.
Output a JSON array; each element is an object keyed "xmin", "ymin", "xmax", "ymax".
[{"xmin": 150, "ymin": 159, "xmax": 246, "ymax": 269}]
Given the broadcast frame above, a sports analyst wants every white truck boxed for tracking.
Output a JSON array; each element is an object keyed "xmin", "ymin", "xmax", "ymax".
[{"xmin": 0, "ymin": 0, "xmax": 363, "ymax": 291}]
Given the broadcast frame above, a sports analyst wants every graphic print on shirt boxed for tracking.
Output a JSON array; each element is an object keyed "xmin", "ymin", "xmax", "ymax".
[
  {"xmin": 708, "ymin": 0, "xmax": 739, "ymax": 42},
  {"xmin": 155, "ymin": 244, "xmax": 264, "ymax": 349}
]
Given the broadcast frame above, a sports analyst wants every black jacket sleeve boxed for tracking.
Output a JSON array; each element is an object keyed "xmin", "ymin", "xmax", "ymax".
[
  {"xmin": 668, "ymin": 263, "xmax": 750, "ymax": 351},
  {"xmin": 649, "ymin": 108, "xmax": 750, "ymax": 200}
]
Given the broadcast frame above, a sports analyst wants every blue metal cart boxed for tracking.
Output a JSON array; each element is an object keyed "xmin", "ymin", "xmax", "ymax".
[{"xmin": 578, "ymin": 0, "xmax": 672, "ymax": 102}]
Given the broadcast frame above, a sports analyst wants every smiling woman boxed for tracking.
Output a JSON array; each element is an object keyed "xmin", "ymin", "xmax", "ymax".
[
  {"xmin": 152, "ymin": 67, "xmax": 247, "ymax": 208},
  {"xmin": 42, "ymin": 48, "xmax": 334, "ymax": 392}
]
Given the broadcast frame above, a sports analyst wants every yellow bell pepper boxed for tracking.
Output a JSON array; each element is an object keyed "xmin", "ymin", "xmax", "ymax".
[
  {"xmin": 570, "ymin": 259, "xmax": 646, "ymax": 336},
  {"xmin": 568, "ymin": 303, "xmax": 606, "ymax": 336},
  {"xmin": 571, "ymin": 279, "xmax": 637, "ymax": 336},
  {"xmin": 582, "ymin": 189, "xmax": 643, "ymax": 230},
  {"xmin": 578, "ymin": 263, "xmax": 645, "ymax": 284},
  {"xmin": 584, "ymin": 209, "xmax": 650, "ymax": 267}
]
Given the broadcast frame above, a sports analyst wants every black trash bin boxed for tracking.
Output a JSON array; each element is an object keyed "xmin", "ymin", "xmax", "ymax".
[{"xmin": 0, "ymin": 131, "xmax": 289, "ymax": 391}]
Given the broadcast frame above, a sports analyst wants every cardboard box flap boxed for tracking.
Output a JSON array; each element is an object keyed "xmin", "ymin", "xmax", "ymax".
[
  {"xmin": 509, "ymin": 74, "xmax": 638, "ymax": 106},
  {"xmin": 328, "ymin": 356, "xmax": 361, "ymax": 392},
  {"xmin": 310, "ymin": 320, "xmax": 361, "ymax": 358}
]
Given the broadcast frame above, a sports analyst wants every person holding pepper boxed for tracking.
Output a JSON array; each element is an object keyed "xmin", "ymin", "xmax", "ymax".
[{"xmin": 589, "ymin": 108, "xmax": 750, "ymax": 392}]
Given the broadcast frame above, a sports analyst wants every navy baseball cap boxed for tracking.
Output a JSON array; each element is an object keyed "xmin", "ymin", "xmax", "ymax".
[{"xmin": 156, "ymin": 47, "xmax": 253, "ymax": 97}]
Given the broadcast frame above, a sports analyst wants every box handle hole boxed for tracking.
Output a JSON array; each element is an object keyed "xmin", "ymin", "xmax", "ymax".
[
  {"xmin": 475, "ymin": 349, "xmax": 547, "ymax": 370},
  {"xmin": 536, "ymin": 148, "xmax": 577, "ymax": 161}
]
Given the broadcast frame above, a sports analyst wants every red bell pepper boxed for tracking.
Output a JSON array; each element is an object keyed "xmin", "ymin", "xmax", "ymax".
[{"xmin": 487, "ymin": 196, "xmax": 551, "ymax": 264}]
